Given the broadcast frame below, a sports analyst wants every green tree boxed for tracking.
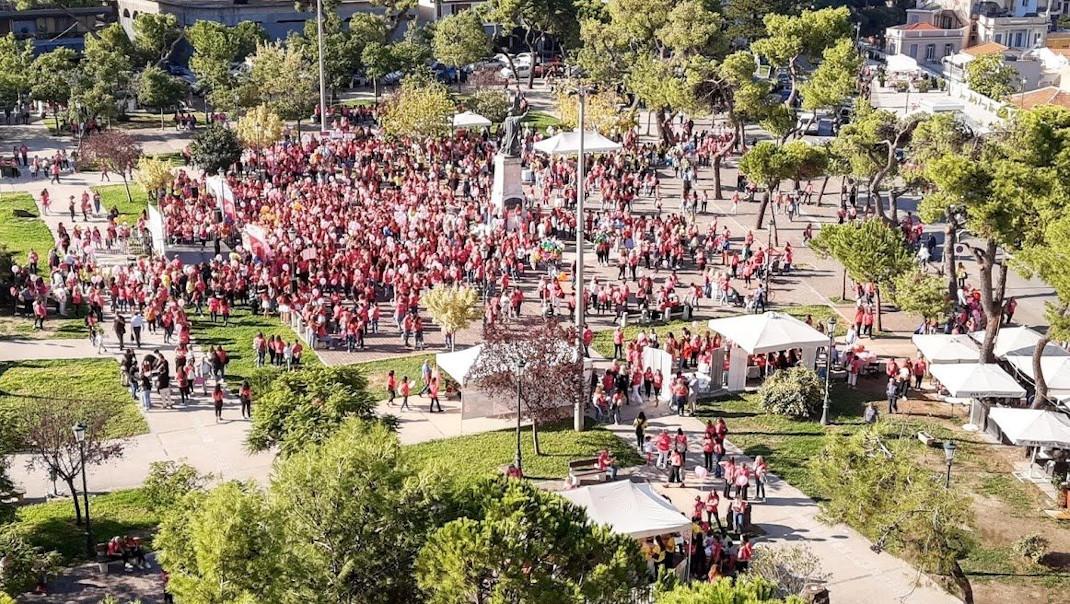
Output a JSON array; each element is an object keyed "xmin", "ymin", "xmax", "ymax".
[
  {"xmin": 484, "ymin": 0, "xmax": 580, "ymax": 89},
  {"xmin": 246, "ymin": 41, "xmax": 317, "ymax": 139},
  {"xmin": 155, "ymin": 482, "xmax": 281, "ymax": 604},
  {"xmin": 141, "ymin": 460, "xmax": 212, "ymax": 513},
  {"xmin": 30, "ymin": 47, "xmax": 78, "ymax": 130},
  {"xmin": 781, "ymin": 139, "xmax": 828, "ymax": 190},
  {"xmin": 136, "ymin": 65, "xmax": 187, "ymax": 128},
  {"xmin": 423, "ymin": 284, "xmax": 482, "ymax": 351},
  {"xmin": 187, "ymin": 21, "xmax": 264, "ymax": 113},
  {"xmin": 738, "ymin": 141, "xmax": 793, "ymax": 231},
  {"xmin": 433, "ymin": 9, "xmax": 489, "ymax": 87},
  {"xmin": 416, "ymin": 478, "xmax": 646, "ymax": 604},
  {"xmin": 893, "ymin": 268, "xmax": 951, "ymax": 325},
  {"xmin": 810, "ymin": 219, "xmax": 913, "ymax": 330},
  {"xmin": 133, "ymin": 13, "xmax": 182, "ymax": 66},
  {"xmin": 655, "ymin": 575, "xmax": 806, "ymax": 603},
  {"xmin": 810, "ymin": 429, "xmax": 975, "ymax": 603},
  {"xmin": 379, "ymin": 76, "xmax": 454, "ymax": 139},
  {"xmin": 723, "ymin": 0, "xmax": 794, "ymax": 41},
  {"xmin": 0, "ymin": 34, "xmax": 33, "ymax": 109},
  {"xmin": 245, "ymin": 365, "xmax": 380, "ymax": 455},
  {"xmin": 965, "ymin": 53, "xmax": 1019, "ymax": 101},
  {"xmin": 361, "ymin": 41, "xmax": 397, "ymax": 101},
  {"xmin": 189, "ymin": 124, "xmax": 242, "ymax": 175},
  {"xmin": 0, "ymin": 528, "xmax": 61, "ymax": 598},
  {"xmin": 799, "ymin": 38, "xmax": 862, "ymax": 120},
  {"xmin": 271, "ymin": 419, "xmax": 457, "ymax": 604}
]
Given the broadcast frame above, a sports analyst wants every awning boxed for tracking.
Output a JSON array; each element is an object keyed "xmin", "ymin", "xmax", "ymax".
[
  {"xmin": 436, "ymin": 345, "xmax": 483, "ymax": 385},
  {"xmin": 1005, "ymin": 354, "xmax": 1070, "ymax": 390},
  {"xmin": 912, "ymin": 333, "xmax": 980, "ymax": 364},
  {"xmin": 558, "ymin": 481, "xmax": 692, "ymax": 540},
  {"xmin": 532, "ymin": 130, "xmax": 622, "ymax": 155},
  {"xmin": 969, "ymin": 327, "xmax": 1067, "ymax": 358},
  {"xmin": 707, "ymin": 312, "xmax": 829, "ymax": 355},
  {"xmin": 886, "ymin": 53, "xmax": 920, "ymax": 74},
  {"xmin": 452, "ymin": 111, "xmax": 492, "ymax": 128},
  {"xmin": 928, "ymin": 363, "xmax": 1026, "ymax": 399},
  {"xmin": 987, "ymin": 407, "xmax": 1070, "ymax": 448}
]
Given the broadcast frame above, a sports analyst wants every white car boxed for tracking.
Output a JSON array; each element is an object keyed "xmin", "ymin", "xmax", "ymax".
[
  {"xmin": 499, "ymin": 63, "xmax": 532, "ymax": 81},
  {"xmin": 494, "ymin": 52, "xmax": 533, "ymax": 67}
]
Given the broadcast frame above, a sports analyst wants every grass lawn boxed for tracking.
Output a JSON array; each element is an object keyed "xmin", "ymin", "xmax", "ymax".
[
  {"xmin": 0, "ymin": 192, "xmax": 55, "ymax": 263},
  {"xmin": 523, "ymin": 111, "xmax": 560, "ymax": 132},
  {"xmin": 115, "ymin": 111, "xmax": 169, "ymax": 130},
  {"xmin": 406, "ymin": 420, "xmax": 642, "ymax": 482},
  {"xmin": 0, "ymin": 359, "xmax": 148, "ymax": 443},
  {"xmin": 0, "ymin": 314, "xmax": 85, "ymax": 341},
  {"xmin": 189, "ymin": 309, "xmax": 320, "ymax": 390},
  {"xmin": 11, "ymin": 489, "xmax": 159, "ymax": 563},
  {"xmin": 91, "ymin": 183, "xmax": 150, "ymax": 225},
  {"xmin": 352, "ymin": 353, "xmax": 435, "ymax": 401},
  {"xmin": 151, "ymin": 151, "xmax": 186, "ymax": 167}
]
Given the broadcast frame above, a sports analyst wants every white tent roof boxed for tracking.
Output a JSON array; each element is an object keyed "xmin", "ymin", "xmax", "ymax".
[
  {"xmin": 436, "ymin": 345, "xmax": 483, "ymax": 385},
  {"xmin": 452, "ymin": 111, "xmax": 492, "ymax": 128},
  {"xmin": 558, "ymin": 481, "xmax": 692, "ymax": 540},
  {"xmin": 968, "ymin": 327, "xmax": 1067, "ymax": 358},
  {"xmin": 707, "ymin": 312, "xmax": 829, "ymax": 355},
  {"xmin": 1005, "ymin": 354, "xmax": 1070, "ymax": 391},
  {"xmin": 886, "ymin": 53, "xmax": 921, "ymax": 73},
  {"xmin": 532, "ymin": 130, "xmax": 622, "ymax": 155},
  {"xmin": 987, "ymin": 408, "xmax": 1070, "ymax": 447},
  {"xmin": 928, "ymin": 363, "xmax": 1026, "ymax": 399},
  {"xmin": 912, "ymin": 333, "xmax": 980, "ymax": 364}
]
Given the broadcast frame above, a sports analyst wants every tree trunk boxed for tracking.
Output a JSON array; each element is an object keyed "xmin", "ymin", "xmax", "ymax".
[
  {"xmin": 842, "ymin": 266, "xmax": 847, "ymax": 301},
  {"xmin": 817, "ymin": 175, "xmax": 829, "ymax": 207},
  {"xmin": 712, "ymin": 154, "xmax": 723, "ymax": 199},
  {"xmin": 160, "ymin": 108, "xmax": 165, "ymax": 130},
  {"xmin": 944, "ymin": 222, "xmax": 958, "ymax": 301},
  {"xmin": 121, "ymin": 175, "xmax": 134, "ymax": 205},
  {"xmin": 975, "ymin": 240, "xmax": 1007, "ymax": 363},
  {"xmin": 949, "ymin": 559, "xmax": 974, "ymax": 604},
  {"xmin": 531, "ymin": 418, "xmax": 542, "ymax": 455},
  {"xmin": 526, "ymin": 39, "xmax": 538, "ymax": 90},
  {"xmin": 755, "ymin": 189, "xmax": 770, "ymax": 230},
  {"xmin": 53, "ymin": 109, "xmax": 60, "ymax": 132},
  {"xmin": 889, "ymin": 189, "xmax": 900, "ymax": 224},
  {"xmin": 656, "ymin": 108, "xmax": 675, "ymax": 146},
  {"xmin": 373, "ymin": 78, "xmax": 379, "ymax": 103},
  {"xmin": 66, "ymin": 477, "xmax": 83, "ymax": 525},
  {"xmin": 296, "ymin": 117, "xmax": 302, "ymax": 143},
  {"xmin": 875, "ymin": 285, "xmax": 883, "ymax": 333},
  {"xmin": 1031, "ymin": 335, "xmax": 1051, "ymax": 409}
]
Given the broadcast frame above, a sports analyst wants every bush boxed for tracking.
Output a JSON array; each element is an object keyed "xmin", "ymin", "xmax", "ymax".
[
  {"xmin": 757, "ymin": 367, "xmax": 823, "ymax": 419},
  {"xmin": 142, "ymin": 461, "xmax": 212, "ymax": 512},
  {"xmin": 0, "ymin": 528, "xmax": 61, "ymax": 597},
  {"xmin": 894, "ymin": 81, "xmax": 909, "ymax": 93},
  {"xmin": 1012, "ymin": 534, "xmax": 1049, "ymax": 564},
  {"xmin": 916, "ymin": 79, "xmax": 931, "ymax": 93},
  {"xmin": 749, "ymin": 544, "xmax": 829, "ymax": 598},
  {"xmin": 463, "ymin": 89, "xmax": 509, "ymax": 123}
]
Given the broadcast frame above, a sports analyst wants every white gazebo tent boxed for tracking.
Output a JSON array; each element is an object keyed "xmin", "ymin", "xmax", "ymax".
[
  {"xmin": 912, "ymin": 333, "xmax": 980, "ymax": 364},
  {"xmin": 437, "ymin": 344, "xmax": 484, "ymax": 385},
  {"xmin": 968, "ymin": 326, "xmax": 1067, "ymax": 358},
  {"xmin": 886, "ymin": 53, "xmax": 921, "ymax": 75},
  {"xmin": 987, "ymin": 408, "xmax": 1070, "ymax": 478},
  {"xmin": 928, "ymin": 363, "xmax": 1026, "ymax": 399},
  {"xmin": 707, "ymin": 312, "xmax": 830, "ymax": 391},
  {"xmin": 532, "ymin": 130, "xmax": 622, "ymax": 155},
  {"xmin": 1005, "ymin": 354, "xmax": 1070, "ymax": 405},
  {"xmin": 452, "ymin": 111, "xmax": 492, "ymax": 129},
  {"xmin": 558, "ymin": 481, "xmax": 692, "ymax": 540}
]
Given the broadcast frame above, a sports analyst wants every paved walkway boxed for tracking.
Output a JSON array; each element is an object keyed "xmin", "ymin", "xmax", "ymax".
[{"xmin": 601, "ymin": 401, "xmax": 959, "ymax": 604}]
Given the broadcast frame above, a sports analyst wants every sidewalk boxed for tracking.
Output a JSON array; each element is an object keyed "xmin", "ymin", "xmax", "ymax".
[{"xmin": 601, "ymin": 401, "xmax": 959, "ymax": 604}]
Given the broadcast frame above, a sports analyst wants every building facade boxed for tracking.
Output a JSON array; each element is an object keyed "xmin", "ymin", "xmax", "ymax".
[
  {"xmin": 886, "ymin": 0, "xmax": 1062, "ymax": 59},
  {"xmin": 0, "ymin": 1, "xmax": 113, "ymax": 53},
  {"xmin": 885, "ymin": 7, "xmax": 970, "ymax": 65}
]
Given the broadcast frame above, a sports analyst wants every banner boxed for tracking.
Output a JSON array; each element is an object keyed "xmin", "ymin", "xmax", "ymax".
[
  {"xmin": 146, "ymin": 205, "xmax": 166, "ymax": 258},
  {"xmin": 207, "ymin": 175, "xmax": 237, "ymax": 224},
  {"xmin": 242, "ymin": 224, "xmax": 273, "ymax": 261}
]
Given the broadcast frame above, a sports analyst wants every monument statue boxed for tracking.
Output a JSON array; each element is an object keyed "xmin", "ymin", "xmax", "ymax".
[{"xmin": 500, "ymin": 91, "xmax": 528, "ymax": 158}]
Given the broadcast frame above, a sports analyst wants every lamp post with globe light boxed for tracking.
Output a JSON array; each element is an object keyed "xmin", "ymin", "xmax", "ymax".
[{"xmin": 820, "ymin": 317, "xmax": 837, "ymax": 425}]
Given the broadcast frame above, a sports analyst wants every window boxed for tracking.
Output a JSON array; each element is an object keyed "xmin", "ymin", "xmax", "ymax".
[
  {"xmin": 994, "ymin": 33, "xmax": 1003, "ymax": 43},
  {"xmin": 122, "ymin": 8, "xmax": 130, "ymax": 17},
  {"xmin": 945, "ymin": 43, "xmax": 954, "ymax": 57},
  {"xmin": 1035, "ymin": 32, "xmax": 1042, "ymax": 45},
  {"xmin": 1015, "ymin": 31, "xmax": 1024, "ymax": 47},
  {"xmin": 926, "ymin": 44, "xmax": 936, "ymax": 61},
  {"xmin": 909, "ymin": 43, "xmax": 918, "ymax": 58}
]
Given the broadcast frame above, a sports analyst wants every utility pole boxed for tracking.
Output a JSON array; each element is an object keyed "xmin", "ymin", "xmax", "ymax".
[
  {"xmin": 317, "ymin": 0, "xmax": 328, "ymax": 134},
  {"xmin": 574, "ymin": 91, "xmax": 586, "ymax": 432}
]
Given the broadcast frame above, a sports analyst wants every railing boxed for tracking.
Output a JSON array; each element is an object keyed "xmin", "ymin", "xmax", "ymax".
[{"xmin": 891, "ymin": 28, "xmax": 968, "ymax": 39}]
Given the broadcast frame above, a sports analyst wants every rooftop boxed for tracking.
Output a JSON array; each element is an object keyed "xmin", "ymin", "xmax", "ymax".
[
  {"xmin": 963, "ymin": 42, "xmax": 1009, "ymax": 57},
  {"xmin": 892, "ymin": 22, "xmax": 941, "ymax": 31},
  {"xmin": 1012, "ymin": 86, "xmax": 1070, "ymax": 109}
]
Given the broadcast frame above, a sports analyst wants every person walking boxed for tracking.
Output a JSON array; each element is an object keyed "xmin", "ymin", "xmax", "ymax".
[
  {"xmin": 886, "ymin": 377, "xmax": 899, "ymax": 414},
  {"xmin": 702, "ymin": 432, "xmax": 715, "ymax": 473},
  {"xmin": 387, "ymin": 370, "xmax": 397, "ymax": 405},
  {"xmin": 633, "ymin": 411, "xmax": 647, "ymax": 449},
  {"xmin": 753, "ymin": 455, "xmax": 768, "ymax": 500},
  {"xmin": 668, "ymin": 448, "xmax": 684, "ymax": 485},
  {"xmin": 113, "ymin": 314, "xmax": 127, "ymax": 350},
  {"xmin": 399, "ymin": 376, "xmax": 412, "ymax": 411},
  {"xmin": 418, "ymin": 359, "xmax": 432, "ymax": 396},
  {"xmin": 212, "ymin": 384, "xmax": 225, "ymax": 422},
  {"xmin": 428, "ymin": 377, "xmax": 443, "ymax": 413},
  {"xmin": 239, "ymin": 380, "xmax": 252, "ymax": 419},
  {"xmin": 131, "ymin": 310, "xmax": 144, "ymax": 348},
  {"xmin": 705, "ymin": 490, "xmax": 723, "ymax": 532}
]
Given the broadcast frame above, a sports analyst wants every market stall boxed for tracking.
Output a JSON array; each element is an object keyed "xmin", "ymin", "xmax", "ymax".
[
  {"xmin": 912, "ymin": 333, "xmax": 980, "ymax": 364},
  {"xmin": 707, "ymin": 312, "xmax": 829, "ymax": 391},
  {"xmin": 987, "ymin": 408, "xmax": 1070, "ymax": 479},
  {"xmin": 969, "ymin": 327, "xmax": 1066, "ymax": 358},
  {"xmin": 929, "ymin": 362, "xmax": 1026, "ymax": 425}
]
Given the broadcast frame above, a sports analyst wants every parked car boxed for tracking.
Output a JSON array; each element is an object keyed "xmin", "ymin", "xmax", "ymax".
[
  {"xmin": 499, "ymin": 63, "xmax": 532, "ymax": 81},
  {"xmin": 533, "ymin": 57, "xmax": 564, "ymax": 77},
  {"xmin": 382, "ymin": 70, "xmax": 404, "ymax": 85},
  {"xmin": 430, "ymin": 62, "xmax": 460, "ymax": 83}
]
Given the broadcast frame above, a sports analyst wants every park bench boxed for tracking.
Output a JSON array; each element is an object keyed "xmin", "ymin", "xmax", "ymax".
[
  {"xmin": 0, "ymin": 486, "xmax": 25, "ymax": 506},
  {"xmin": 568, "ymin": 457, "xmax": 604, "ymax": 485},
  {"xmin": 95, "ymin": 544, "xmax": 125, "ymax": 575}
]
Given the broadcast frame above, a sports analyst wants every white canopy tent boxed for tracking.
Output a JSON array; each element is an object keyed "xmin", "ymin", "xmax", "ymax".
[
  {"xmin": 1005, "ymin": 354, "xmax": 1070, "ymax": 403},
  {"xmin": 912, "ymin": 333, "xmax": 980, "ymax": 364},
  {"xmin": 452, "ymin": 111, "xmax": 492, "ymax": 129},
  {"xmin": 969, "ymin": 327, "xmax": 1068, "ymax": 358},
  {"xmin": 987, "ymin": 408, "xmax": 1070, "ymax": 478},
  {"xmin": 928, "ymin": 363, "xmax": 1026, "ymax": 399},
  {"xmin": 436, "ymin": 344, "xmax": 483, "ymax": 385},
  {"xmin": 886, "ymin": 53, "xmax": 921, "ymax": 74},
  {"xmin": 707, "ymin": 312, "xmax": 829, "ymax": 391},
  {"xmin": 558, "ymin": 481, "xmax": 691, "ymax": 540},
  {"xmin": 532, "ymin": 130, "xmax": 622, "ymax": 155}
]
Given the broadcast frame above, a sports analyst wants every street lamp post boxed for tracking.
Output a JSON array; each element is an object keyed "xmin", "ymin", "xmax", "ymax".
[
  {"xmin": 943, "ymin": 440, "xmax": 957, "ymax": 488},
  {"xmin": 72, "ymin": 423, "xmax": 94, "ymax": 559},
  {"xmin": 574, "ymin": 91, "xmax": 587, "ymax": 433},
  {"xmin": 820, "ymin": 317, "xmax": 837, "ymax": 426},
  {"xmin": 515, "ymin": 359, "xmax": 526, "ymax": 470},
  {"xmin": 316, "ymin": 0, "xmax": 328, "ymax": 134}
]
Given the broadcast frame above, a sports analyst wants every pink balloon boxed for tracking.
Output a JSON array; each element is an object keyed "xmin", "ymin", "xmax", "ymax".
[{"xmin": 694, "ymin": 465, "xmax": 708, "ymax": 479}]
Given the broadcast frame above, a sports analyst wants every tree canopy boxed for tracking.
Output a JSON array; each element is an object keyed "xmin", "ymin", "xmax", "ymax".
[
  {"xmin": 379, "ymin": 76, "xmax": 454, "ymax": 139},
  {"xmin": 189, "ymin": 124, "xmax": 243, "ymax": 175},
  {"xmin": 965, "ymin": 53, "xmax": 1019, "ymax": 101}
]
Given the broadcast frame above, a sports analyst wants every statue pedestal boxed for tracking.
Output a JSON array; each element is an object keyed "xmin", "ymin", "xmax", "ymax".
[{"xmin": 491, "ymin": 154, "xmax": 525, "ymax": 216}]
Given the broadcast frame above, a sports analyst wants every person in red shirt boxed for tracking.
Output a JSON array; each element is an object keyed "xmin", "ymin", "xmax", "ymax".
[
  {"xmin": 399, "ymin": 376, "xmax": 412, "ymax": 411},
  {"xmin": 736, "ymin": 535, "xmax": 754, "ymax": 571},
  {"xmin": 387, "ymin": 370, "xmax": 398, "ymax": 405},
  {"xmin": 913, "ymin": 356, "xmax": 927, "ymax": 389},
  {"xmin": 428, "ymin": 377, "xmax": 442, "ymax": 413},
  {"xmin": 239, "ymin": 380, "xmax": 252, "ymax": 419},
  {"xmin": 212, "ymin": 383, "xmax": 225, "ymax": 422}
]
